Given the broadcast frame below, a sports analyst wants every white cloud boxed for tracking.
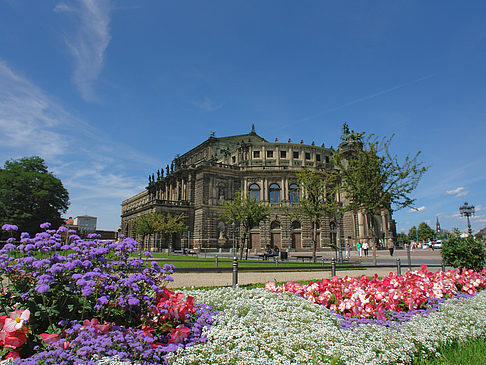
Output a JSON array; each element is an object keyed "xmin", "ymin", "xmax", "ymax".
[
  {"xmin": 409, "ymin": 206, "xmax": 426, "ymax": 213},
  {"xmin": 192, "ymin": 97, "xmax": 223, "ymax": 112},
  {"xmin": 55, "ymin": 0, "xmax": 112, "ymax": 101},
  {"xmin": 445, "ymin": 186, "xmax": 468, "ymax": 197},
  {"xmin": 0, "ymin": 60, "xmax": 158, "ymax": 230}
]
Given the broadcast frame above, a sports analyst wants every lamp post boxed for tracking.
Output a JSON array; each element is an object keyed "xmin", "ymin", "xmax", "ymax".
[
  {"xmin": 459, "ymin": 202, "xmax": 475, "ymax": 235},
  {"xmin": 232, "ymin": 222, "xmax": 235, "ymax": 256}
]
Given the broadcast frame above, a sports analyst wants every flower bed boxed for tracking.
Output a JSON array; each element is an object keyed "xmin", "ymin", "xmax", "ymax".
[
  {"xmin": 0, "ymin": 224, "xmax": 217, "ymax": 364},
  {"xmin": 167, "ymin": 287, "xmax": 486, "ymax": 364},
  {"xmin": 264, "ymin": 266, "xmax": 486, "ymax": 323}
]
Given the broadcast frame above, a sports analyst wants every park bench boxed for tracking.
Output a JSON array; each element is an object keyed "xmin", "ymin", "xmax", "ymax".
[{"xmin": 292, "ymin": 255, "xmax": 323, "ymax": 262}]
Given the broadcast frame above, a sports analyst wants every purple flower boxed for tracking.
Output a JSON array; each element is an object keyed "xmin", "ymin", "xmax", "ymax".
[
  {"xmin": 40, "ymin": 222, "xmax": 51, "ymax": 229},
  {"xmin": 1, "ymin": 224, "xmax": 18, "ymax": 231},
  {"xmin": 35, "ymin": 284, "xmax": 51, "ymax": 293},
  {"xmin": 127, "ymin": 296, "xmax": 140, "ymax": 306}
]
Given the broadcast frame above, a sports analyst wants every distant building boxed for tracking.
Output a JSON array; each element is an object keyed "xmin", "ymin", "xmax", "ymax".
[
  {"xmin": 121, "ymin": 126, "xmax": 395, "ymax": 251},
  {"xmin": 73, "ymin": 215, "xmax": 97, "ymax": 233}
]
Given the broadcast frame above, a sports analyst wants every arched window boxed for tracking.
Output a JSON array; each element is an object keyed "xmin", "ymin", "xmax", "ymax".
[
  {"xmin": 249, "ymin": 183, "xmax": 260, "ymax": 201},
  {"xmin": 269, "ymin": 183, "xmax": 280, "ymax": 203},
  {"xmin": 289, "ymin": 183, "xmax": 299, "ymax": 203},
  {"xmin": 270, "ymin": 221, "xmax": 281, "ymax": 230},
  {"xmin": 292, "ymin": 221, "xmax": 301, "ymax": 230}
]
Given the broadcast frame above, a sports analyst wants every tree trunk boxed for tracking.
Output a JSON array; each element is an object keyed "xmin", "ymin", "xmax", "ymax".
[
  {"xmin": 239, "ymin": 228, "xmax": 248, "ymax": 260},
  {"xmin": 367, "ymin": 213, "xmax": 377, "ymax": 266},
  {"xmin": 312, "ymin": 218, "xmax": 317, "ymax": 263}
]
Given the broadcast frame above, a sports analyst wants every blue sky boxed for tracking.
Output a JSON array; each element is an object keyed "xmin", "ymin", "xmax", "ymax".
[{"xmin": 0, "ymin": 1, "xmax": 485, "ymax": 233}]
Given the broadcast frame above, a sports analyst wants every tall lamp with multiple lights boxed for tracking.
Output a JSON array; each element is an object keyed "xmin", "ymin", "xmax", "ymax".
[{"xmin": 459, "ymin": 202, "xmax": 475, "ymax": 235}]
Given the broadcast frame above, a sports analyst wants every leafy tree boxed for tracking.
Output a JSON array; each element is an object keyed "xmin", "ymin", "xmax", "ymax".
[
  {"xmin": 408, "ymin": 226, "xmax": 418, "ymax": 242},
  {"xmin": 0, "ymin": 156, "xmax": 69, "ymax": 236},
  {"xmin": 396, "ymin": 232, "xmax": 410, "ymax": 245},
  {"xmin": 221, "ymin": 191, "xmax": 271, "ymax": 260},
  {"xmin": 442, "ymin": 230, "xmax": 485, "ymax": 271},
  {"xmin": 334, "ymin": 130, "xmax": 428, "ymax": 265},
  {"xmin": 295, "ymin": 168, "xmax": 343, "ymax": 263},
  {"xmin": 132, "ymin": 212, "xmax": 160, "ymax": 251},
  {"xmin": 132, "ymin": 212, "xmax": 187, "ymax": 252},
  {"xmin": 156, "ymin": 212, "xmax": 187, "ymax": 252},
  {"xmin": 417, "ymin": 222, "xmax": 435, "ymax": 242}
]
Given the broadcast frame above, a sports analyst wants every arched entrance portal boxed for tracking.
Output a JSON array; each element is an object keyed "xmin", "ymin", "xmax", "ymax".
[
  {"xmin": 291, "ymin": 221, "xmax": 301, "ymax": 249},
  {"xmin": 270, "ymin": 221, "xmax": 281, "ymax": 249}
]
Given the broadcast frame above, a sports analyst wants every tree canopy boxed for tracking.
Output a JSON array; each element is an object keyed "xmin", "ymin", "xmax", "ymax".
[
  {"xmin": 334, "ymin": 129, "xmax": 428, "ymax": 265},
  {"xmin": 295, "ymin": 168, "xmax": 342, "ymax": 262},
  {"xmin": 132, "ymin": 211, "xmax": 187, "ymax": 252},
  {"xmin": 221, "ymin": 191, "xmax": 271, "ymax": 259},
  {"xmin": 0, "ymin": 156, "xmax": 69, "ymax": 235}
]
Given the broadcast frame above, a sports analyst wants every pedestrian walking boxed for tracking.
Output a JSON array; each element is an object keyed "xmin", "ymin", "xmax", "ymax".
[
  {"xmin": 362, "ymin": 241, "xmax": 369, "ymax": 256},
  {"xmin": 356, "ymin": 241, "xmax": 362, "ymax": 257},
  {"xmin": 345, "ymin": 242, "xmax": 351, "ymax": 259},
  {"xmin": 387, "ymin": 239, "xmax": 395, "ymax": 256}
]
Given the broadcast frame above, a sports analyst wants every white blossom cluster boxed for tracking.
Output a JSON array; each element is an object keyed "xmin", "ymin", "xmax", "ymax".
[{"xmin": 165, "ymin": 288, "xmax": 486, "ymax": 365}]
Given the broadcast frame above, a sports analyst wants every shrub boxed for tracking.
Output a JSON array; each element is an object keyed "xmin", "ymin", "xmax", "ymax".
[
  {"xmin": 0, "ymin": 223, "xmax": 217, "ymax": 363},
  {"xmin": 441, "ymin": 232, "xmax": 485, "ymax": 271}
]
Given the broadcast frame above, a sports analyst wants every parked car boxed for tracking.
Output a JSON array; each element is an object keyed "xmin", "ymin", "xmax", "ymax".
[{"xmin": 431, "ymin": 240, "xmax": 443, "ymax": 249}]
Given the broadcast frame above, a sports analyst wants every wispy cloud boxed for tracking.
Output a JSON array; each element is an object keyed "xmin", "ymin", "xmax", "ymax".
[
  {"xmin": 192, "ymin": 97, "xmax": 223, "ymax": 112},
  {"xmin": 295, "ymin": 74, "xmax": 434, "ymax": 124},
  {"xmin": 0, "ymin": 60, "xmax": 157, "ymax": 229},
  {"xmin": 409, "ymin": 206, "xmax": 426, "ymax": 213},
  {"xmin": 54, "ymin": 0, "xmax": 112, "ymax": 101},
  {"xmin": 445, "ymin": 186, "xmax": 468, "ymax": 197},
  {"xmin": 0, "ymin": 61, "xmax": 71, "ymax": 159}
]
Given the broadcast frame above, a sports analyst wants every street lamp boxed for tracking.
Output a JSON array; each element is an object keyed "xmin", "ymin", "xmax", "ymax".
[
  {"xmin": 459, "ymin": 202, "xmax": 475, "ymax": 235},
  {"xmin": 232, "ymin": 222, "xmax": 236, "ymax": 256}
]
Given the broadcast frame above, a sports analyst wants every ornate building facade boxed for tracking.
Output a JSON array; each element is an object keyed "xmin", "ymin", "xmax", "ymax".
[{"xmin": 121, "ymin": 126, "xmax": 395, "ymax": 251}]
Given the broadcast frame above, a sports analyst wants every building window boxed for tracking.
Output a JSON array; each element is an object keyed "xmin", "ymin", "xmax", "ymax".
[
  {"xmin": 249, "ymin": 183, "xmax": 260, "ymax": 201},
  {"xmin": 232, "ymin": 156, "xmax": 236, "ymax": 163},
  {"xmin": 253, "ymin": 151, "xmax": 260, "ymax": 158},
  {"xmin": 316, "ymin": 154, "xmax": 321, "ymax": 162},
  {"xmin": 267, "ymin": 150, "xmax": 273, "ymax": 158},
  {"xmin": 325, "ymin": 156, "xmax": 330, "ymax": 163},
  {"xmin": 280, "ymin": 150, "xmax": 287, "ymax": 158},
  {"xmin": 293, "ymin": 151, "xmax": 299, "ymax": 159},
  {"xmin": 305, "ymin": 152, "xmax": 311, "ymax": 160},
  {"xmin": 269, "ymin": 183, "xmax": 280, "ymax": 203},
  {"xmin": 289, "ymin": 183, "xmax": 299, "ymax": 203}
]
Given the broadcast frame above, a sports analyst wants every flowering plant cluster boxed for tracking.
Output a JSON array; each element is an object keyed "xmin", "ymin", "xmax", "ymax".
[
  {"xmin": 167, "ymin": 286, "xmax": 486, "ymax": 364},
  {"xmin": 0, "ymin": 309, "xmax": 30, "ymax": 360},
  {"xmin": 265, "ymin": 266, "xmax": 486, "ymax": 321},
  {"xmin": 0, "ymin": 224, "xmax": 217, "ymax": 363}
]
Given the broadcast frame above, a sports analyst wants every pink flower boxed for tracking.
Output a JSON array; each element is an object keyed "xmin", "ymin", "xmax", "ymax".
[
  {"xmin": 168, "ymin": 325, "xmax": 190, "ymax": 344},
  {"xmin": 40, "ymin": 333, "xmax": 60, "ymax": 344},
  {"xmin": 3, "ymin": 309, "xmax": 30, "ymax": 333},
  {"xmin": 5, "ymin": 351, "xmax": 20, "ymax": 359}
]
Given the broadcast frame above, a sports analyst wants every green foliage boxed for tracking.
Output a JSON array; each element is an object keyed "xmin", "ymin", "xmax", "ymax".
[
  {"xmin": 296, "ymin": 169, "xmax": 342, "ymax": 261},
  {"xmin": 412, "ymin": 337, "xmax": 486, "ymax": 365},
  {"xmin": 0, "ymin": 156, "xmax": 69, "ymax": 235},
  {"xmin": 397, "ymin": 232, "xmax": 410, "ymax": 244},
  {"xmin": 441, "ymin": 231, "xmax": 485, "ymax": 271},
  {"xmin": 333, "ymin": 127, "xmax": 427, "ymax": 265},
  {"xmin": 132, "ymin": 211, "xmax": 187, "ymax": 251},
  {"xmin": 408, "ymin": 226, "xmax": 417, "ymax": 241},
  {"xmin": 221, "ymin": 191, "xmax": 271, "ymax": 259},
  {"xmin": 417, "ymin": 222, "xmax": 436, "ymax": 241}
]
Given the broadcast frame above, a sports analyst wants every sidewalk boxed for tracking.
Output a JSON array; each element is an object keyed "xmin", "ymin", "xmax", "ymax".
[{"xmin": 166, "ymin": 264, "xmax": 444, "ymax": 289}]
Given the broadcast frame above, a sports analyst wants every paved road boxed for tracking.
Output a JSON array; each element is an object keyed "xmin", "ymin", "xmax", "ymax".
[{"xmin": 166, "ymin": 249, "xmax": 445, "ymax": 289}]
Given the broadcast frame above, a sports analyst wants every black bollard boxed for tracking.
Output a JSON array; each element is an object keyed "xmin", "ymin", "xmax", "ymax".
[
  {"xmin": 215, "ymin": 255, "xmax": 218, "ymax": 268},
  {"xmin": 331, "ymin": 258, "xmax": 336, "ymax": 277},
  {"xmin": 232, "ymin": 256, "xmax": 238, "ymax": 288},
  {"xmin": 442, "ymin": 260, "xmax": 446, "ymax": 272},
  {"xmin": 396, "ymin": 258, "xmax": 401, "ymax": 275}
]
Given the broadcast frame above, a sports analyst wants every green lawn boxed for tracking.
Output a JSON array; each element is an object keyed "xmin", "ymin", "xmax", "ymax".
[{"xmin": 412, "ymin": 337, "xmax": 486, "ymax": 365}]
